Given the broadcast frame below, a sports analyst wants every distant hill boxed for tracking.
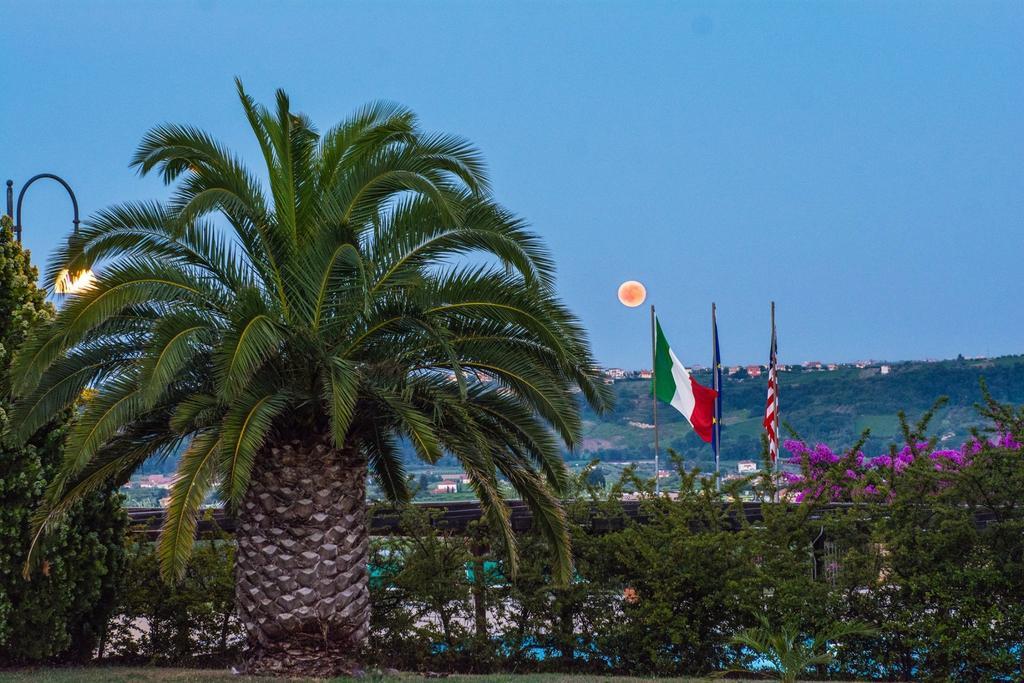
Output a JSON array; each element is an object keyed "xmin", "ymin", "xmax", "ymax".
[
  {"xmin": 136, "ymin": 355, "xmax": 1024, "ymax": 477},
  {"xmin": 574, "ymin": 355, "xmax": 1024, "ymax": 467}
]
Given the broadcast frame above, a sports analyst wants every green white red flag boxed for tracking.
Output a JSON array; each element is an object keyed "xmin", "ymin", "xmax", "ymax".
[{"xmin": 654, "ymin": 317, "xmax": 718, "ymax": 443}]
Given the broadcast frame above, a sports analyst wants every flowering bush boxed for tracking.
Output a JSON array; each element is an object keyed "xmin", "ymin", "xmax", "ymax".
[{"xmin": 781, "ymin": 430, "xmax": 1022, "ymax": 503}]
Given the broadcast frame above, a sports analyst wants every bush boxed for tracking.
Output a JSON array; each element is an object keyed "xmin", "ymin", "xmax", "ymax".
[
  {"xmin": 102, "ymin": 519, "xmax": 242, "ymax": 665},
  {"xmin": 362, "ymin": 399, "xmax": 1024, "ymax": 679},
  {"xmin": 0, "ymin": 216, "xmax": 127, "ymax": 664},
  {"xmin": 822, "ymin": 396, "xmax": 1024, "ymax": 680},
  {"xmin": 366, "ymin": 506, "xmax": 482, "ymax": 671}
]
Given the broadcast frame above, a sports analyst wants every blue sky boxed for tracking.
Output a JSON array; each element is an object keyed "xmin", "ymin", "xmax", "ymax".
[{"xmin": 3, "ymin": 1, "xmax": 1021, "ymax": 368}]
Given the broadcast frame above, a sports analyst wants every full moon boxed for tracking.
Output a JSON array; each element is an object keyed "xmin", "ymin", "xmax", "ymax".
[{"xmin": 617, "ymin": 280, "xmax": 647, "ymax": 307}]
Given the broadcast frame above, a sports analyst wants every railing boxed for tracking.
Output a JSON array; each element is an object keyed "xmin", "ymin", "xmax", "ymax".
[{"xmin": 125, "ymin": 500, "xmax": 1002, "ymax": 540}]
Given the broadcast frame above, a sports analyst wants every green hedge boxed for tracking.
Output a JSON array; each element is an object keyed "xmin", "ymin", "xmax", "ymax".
[
  {"xmin": 34, "ymin": 396, "xmax": 1018, "ymax": 680},
  {"xmin": 364, "ymin": 418, "xmax": 1024, "ymax": 680},
  {"xmin": 101, "ymin": 520, "xmax": 242, "ymax": 665}
]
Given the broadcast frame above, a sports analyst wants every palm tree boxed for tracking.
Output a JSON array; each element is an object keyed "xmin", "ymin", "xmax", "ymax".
[
  {"xmin": 10, "ymin": 81, "xmax": 611, "ymax": 676},
  {"xmin": 727, "ymin": 614, "xmax": 875, "ymax": 682}
]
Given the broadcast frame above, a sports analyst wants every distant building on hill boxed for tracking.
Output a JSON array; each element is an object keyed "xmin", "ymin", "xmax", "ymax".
[
  {"xmin": 727, "ymin": 365, "xmax": 742, "ymax": 375},
  {"xmin": 638, "ymin": 369, "xmax": 652, "ymax": 379},
  {"xmin": 737, "ymin": 461, "xmax": 758, "ymax": 474},
  {"xmin": 604, "ymin": 367, "xmax": 626, "ymax": 379},
  {"xmin": 139, "ymin": 474, "xmax": 174, "ymax": 489},
  {"xmin": 804, "ymin": 361, "xmax": 823, "ymax": 370},
  {"xmin": 432, "ymin": 482, "xmax": 458, "ymax": 494},
  {"xmin": 746, "ymin": 365, "xmax": 762, "ymax": 378},
  {"xmin": 880, "ymin": 365, "xmax": 891, "ymax": 375}
]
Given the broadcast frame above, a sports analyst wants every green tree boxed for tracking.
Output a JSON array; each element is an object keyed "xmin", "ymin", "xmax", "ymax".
[
  {"xmin": 0, "ymin": 215, "xmax": 126, "ymax": 663},
  {"xmin": 585, "ymin": 465, "xmax": 606, "ymax": 488},
  {"xmin": 11, "ymin": 83, "xmax": 610, "ymax": 676}
]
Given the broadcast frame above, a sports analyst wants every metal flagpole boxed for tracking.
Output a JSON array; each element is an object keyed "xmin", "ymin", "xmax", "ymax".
[
  {"xmin": 712, "ymin": 303, "xmax": 720, "ymax": 491},
  {"xmin": 771, "ymin": 301, "xmax": 779, "ymax": 501},
  {"xmin": 651, "ymin": 304, "xmax": 660, "ymax": 495}
]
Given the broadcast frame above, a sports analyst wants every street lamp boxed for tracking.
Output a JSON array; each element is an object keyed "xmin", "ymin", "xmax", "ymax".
[{"xmin": 5, "ymin": 175, "xmax": 94, "ymax": 294}]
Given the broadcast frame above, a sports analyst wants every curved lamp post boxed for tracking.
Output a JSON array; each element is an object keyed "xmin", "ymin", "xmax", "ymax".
[{"xmin": 5, "ymin": 175, "xmax": 94, "ymax": 294}]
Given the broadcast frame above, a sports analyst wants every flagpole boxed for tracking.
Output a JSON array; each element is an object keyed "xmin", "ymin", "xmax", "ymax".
[
  {"xmin": 650, "ymin": 304, "xmax": 660, "ymax": 495},
  {"xmin": 771, "ymin": 300, "xmax": 778, "ymax": 502},
  {"xmin": 712, "ymin": 302, "xmax": 720, "ymax": 492}
]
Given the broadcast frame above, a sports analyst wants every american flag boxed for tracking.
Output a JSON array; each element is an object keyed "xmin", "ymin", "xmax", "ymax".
[{"xmin": 763, "ymin": 304, "xmax": 779, "ymax": 463}]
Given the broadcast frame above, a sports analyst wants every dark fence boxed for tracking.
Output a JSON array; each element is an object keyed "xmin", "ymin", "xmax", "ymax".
[{"xmin": 126, "ymin": 500, "xmax": 1001, "ymax": 539}]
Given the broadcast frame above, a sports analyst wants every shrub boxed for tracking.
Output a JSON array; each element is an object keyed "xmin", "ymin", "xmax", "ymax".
[
  {"xmin": 362, "ymin": 399, "xmax": 1024, "ymax": 679},
  {"xmin": 102, "ymin": 519, "xmax": 242, "ymax": 665},
  {"xmin": 79, "ymin": 393, "xmax": 1024, "ymax": 679},
  {"xmin": 822, "ymin": 396, "xmax": 1024, "ymax": 680},
  {"xmin": 366, "ymin": 505, "xmax": 481, "ymax": 671},
  {"xmin": 0, "ymin": 216, "xmax": 127, "ymax": 664}
]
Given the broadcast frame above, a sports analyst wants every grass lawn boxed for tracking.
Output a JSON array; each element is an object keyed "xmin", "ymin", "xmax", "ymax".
[{"xmin": 0, "ymin": 667, "xmax": 756, "ymax": 682}]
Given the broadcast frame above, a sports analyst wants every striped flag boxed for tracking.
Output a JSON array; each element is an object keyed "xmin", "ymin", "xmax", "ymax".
[
  {"xmin": 654, "ymin": 317, "xmax": 718, "ymax": 442},
  {"xmin": 763, "ymin": 303, "xmax": 779, "ymax": 463}
]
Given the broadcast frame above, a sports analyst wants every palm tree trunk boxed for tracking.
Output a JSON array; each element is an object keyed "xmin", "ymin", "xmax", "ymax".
[{"xmin": 235, "ymin": 431, "xmax": 370, "ymax": 677}]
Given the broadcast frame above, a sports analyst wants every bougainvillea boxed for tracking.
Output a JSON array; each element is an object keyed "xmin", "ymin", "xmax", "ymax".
[{"xmin": 781, "ymin": 432, "xmax": 1022, "ymax": 503}]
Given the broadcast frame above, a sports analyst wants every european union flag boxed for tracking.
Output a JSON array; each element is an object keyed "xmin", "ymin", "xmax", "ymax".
[{"xmin": 711, "ymin": 305, "xmax": 723, "ymax": 480}]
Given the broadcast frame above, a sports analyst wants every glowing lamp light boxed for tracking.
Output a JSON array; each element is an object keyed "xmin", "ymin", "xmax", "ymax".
[
  {"xmin": 617, "ymin": 280, "xmax": 647, "ymax": 308},
  {"xmin": 54, "ymin": 268, "xmax": 95, "ymax": 295}
]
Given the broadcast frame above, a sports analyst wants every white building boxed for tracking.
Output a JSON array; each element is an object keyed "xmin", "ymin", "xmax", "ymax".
[{"xmin": 737, "ymin": 461, "xmax": 758, "ymax": 474}]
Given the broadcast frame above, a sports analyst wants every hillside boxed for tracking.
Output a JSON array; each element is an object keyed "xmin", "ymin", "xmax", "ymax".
[
  {"xmin": 135, "ymin": 355, "xmax": 1024, "ymax": 478},
  {"xmin": 575, "ymin": 355, "xmax": 1024, "ymax": 468}
]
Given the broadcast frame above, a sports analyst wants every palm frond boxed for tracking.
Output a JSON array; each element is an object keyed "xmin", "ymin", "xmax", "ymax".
[
  {"xmin": 169, "ymin": 393, "xmax": 221, "ymax": 434},
  {"xmin": 214, "ymin": 290, "xmax": 283, "ymax": 401},
  {"xmin": 361, "ymin": 421, "xmax": 410, "ymax": 503},
  {"xmin": 370, "ymin": 387, "xmax": 442, "ymax": 464},
  {"xmin": 138, "ymin": 312, "xmax": 213, "ymax": 403},
  {"xmin": 218, "ymin": 388, "xmax": 291, "ymax": 508},
  {"xmin": 158, "ymin": 432, "xmax": 221, "ymax": 580},
  {"xmin": 323, "ymin": 357, "xmax": 358, "ymax": 447},
  {"xmin": 50, "ymin": 375, "xmax": 145, "ymax": 502},
  {"xmin": 11, "ymin": 339, "xmax": 138, "ymax": 441}
]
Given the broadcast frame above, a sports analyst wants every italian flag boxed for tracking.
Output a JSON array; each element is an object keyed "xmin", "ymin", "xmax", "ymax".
[{"xmin": 654, "ymin": 317, "xmax": 718, "ymax": 443}]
